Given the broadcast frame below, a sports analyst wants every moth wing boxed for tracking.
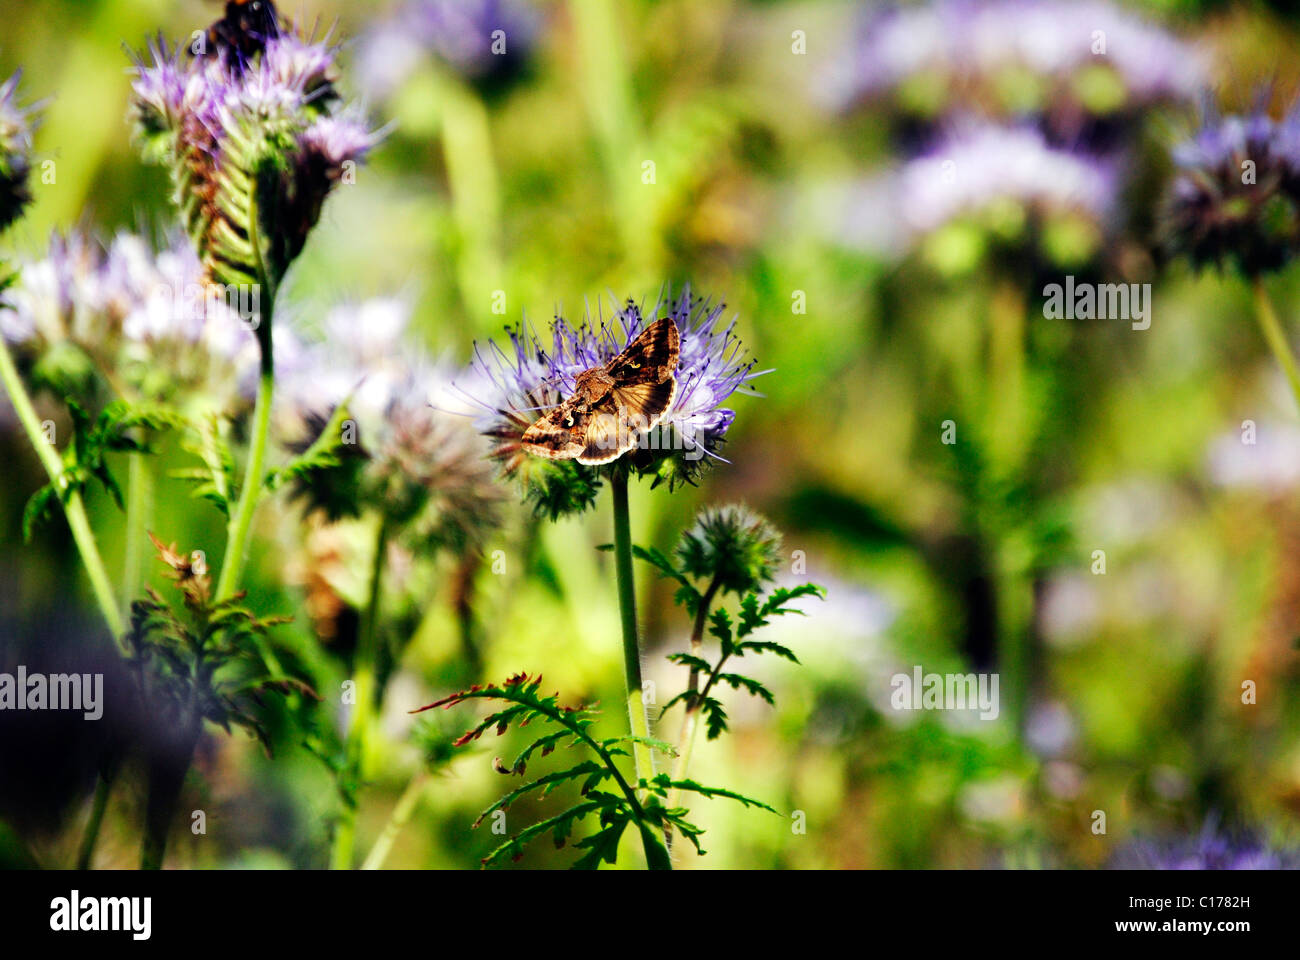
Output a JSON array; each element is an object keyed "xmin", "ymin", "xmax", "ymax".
[
  {"xmin": 610, "ymin": 377, "xmax": 677, "ymax": 432},
  {"xmin": 575, "ymin": 378, "xmax": 679, "ymax": 465},
  {"xmin": 576, "ymin": 407, "xmax": 635, "ymax": 465},
  {"xmin": 604, "ymin": 317, "xmax": 680, "ymax": 385},
  {"xmin": 521, "ymin": 404, "xmax": 585, "ymax": 460}
]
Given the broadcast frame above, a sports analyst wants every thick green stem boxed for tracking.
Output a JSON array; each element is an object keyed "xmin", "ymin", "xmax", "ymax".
[
  {"xmin": 610, "ymin": 472, "xmax": 655, "ymax": 784},
  {"xmin": 986, "ymin": 278, "xmax": 1027, "ymax": 476},
  {"xmin": 215, "ymin": 333, "xmax": 274, "ymax": 602},
  {"xmin": 609, "ymin": 473, "xmax": 673, "ymax": 870},
  {"xmin": 360, "ymin": 769, "xmax": 428, "ymax": 871},
  {"xmin": 1253, "ymin": 279, "xmax": 1300, "ymax": 414},
  {"xmin": 0, "ymin": 336, "xmax": 124, "ymax": 642},
  {"xmin": 122, "ymin": 451, "xmax": 150, "ymax": 614},
  {"xmin": 332, "ymin": 518, "xmax": 389, "ymax": 870},
  {"xmin": 636, "ymin": 822, "xmax": 673, "ymax": 871}
]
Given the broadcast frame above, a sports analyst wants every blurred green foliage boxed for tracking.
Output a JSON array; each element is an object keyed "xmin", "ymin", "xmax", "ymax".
[{"xmin": 4, "ymin": 0, "xmax": 1300, "ymax": 869}]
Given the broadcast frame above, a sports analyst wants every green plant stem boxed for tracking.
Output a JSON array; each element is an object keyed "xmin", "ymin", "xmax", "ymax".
[
  {"xmin": 986, "ymin": 277, "xmax": 1027, "ymax": 476},
  {"xmin": 994, "ymin": 537, "xmax": 1031, "ymax": 737},
  {"xmin": 1253, "ymin": 278, "xmax": 1300, "ymax": 414},
  {"xmin": 215, "ymin": 333, "xmax": 274, "ymax": 602},
  {"xmin": 75, "ymin": 761, "xmax": 119, "ymax": 870},
  {"xmin": 433, "ymin": 683, "xmax": 672, "ymax": 869},
  {"xmin": 332, "ymin": 518, "xmax": 390, "ymax": 870},
  {"xmin": 451, "ymin": 553, "xmax": 484, "ymax": 679},
  {"xmin": 984, "ymin": 277, "xmax": 1034, "ymax": 735},
  {"xmin": 667, "ymin": 575, "xmax": 721, "ymax": 811},
  {"xmin": 549, "ymin": 704, "xmax": 671, "ymax": 871},
  {"xmin": 122, "ymin": 450, "xmax": 150, "ymax": 614},
  {"xmin": 360, "ymin": 769, "xmax": 429, "ymax": 871},
  {"xmin": 670, "ymin": 628, "xmax": 745, "ymax": 816},
  {"xmin": 0, "ymin": 336, "xmax": 124, "ymax": 643},
  {"xmin": 610, "ymin": 471, "xmax": 655, "ymax": 787}
]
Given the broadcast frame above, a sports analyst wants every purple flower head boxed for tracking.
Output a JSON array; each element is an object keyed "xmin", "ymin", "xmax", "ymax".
[
  {"xmin": 277, "ymin": 297, "xmax": 503, "ymax": 542},
  {"xmin": 0, "ymin": 229, "xmax": 260, "ymax": 407},
  {"xmin": 1113, "ymin": 820, "xmax": 1300, "ymax": 870},
  {"xmin": 822, "ymin": 0, "xmax": 1203, "ymax": 153},
  {"xmin": 129, "ymin": 21, "xmax": 381, "ymax": 310},
  {"xmin": 459, "ymin": 286, "xmax": 764, "ymax": 510},
  {"xmin": 831, "ymin": 123, "xmax": 1118, "ymax": 270},
  {"xmin": 277, "ymin": 296, "xmax": 418, "ymax": 432},
  {"xmin": 0, "ymin": 71, "xmax": 39, "ymax": 233},
  {"xmin": 358, "ymin": 0, "xmax": 538, "ymax": 99},
  {"xmin": 1162, "ymin": 101, "xmax": 1300, "ymax": 277}
]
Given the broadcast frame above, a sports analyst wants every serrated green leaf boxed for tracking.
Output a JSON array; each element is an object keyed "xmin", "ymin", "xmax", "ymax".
[
  {"xmin": 714, "ymin": 672, "xmax": 775, "ymax": 705},
  {"xmin": 708, "ymin": 607, "xmax": 733, "ymax": 647},
  {"xmin": 265, "ymin": 399, "xmax": 356, "ymax": 492},
  {"xmin": 666, "ymin": 652, "xmax": 713, "ymax": 673},
  {"xmin": 735, "ymin": 639, "xmax": 800, "ymax": 663}
]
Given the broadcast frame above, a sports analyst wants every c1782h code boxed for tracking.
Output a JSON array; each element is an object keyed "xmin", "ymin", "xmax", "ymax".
[{"xmin": 1130, "ymin": 896, "xmax": 1251, "ymax": 910}]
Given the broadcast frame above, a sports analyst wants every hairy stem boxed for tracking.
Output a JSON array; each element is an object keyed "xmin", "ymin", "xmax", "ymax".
[
  {"xmin": 332, "ymin": 518, "xmax": 390, "ymax": 870},
  {"xmin": 122, "ymin": 450, "xmax": 150, "ymax": 614},
  {"xmin": 360, "ymin": 769, "xmax": 429, "ymax": 871},
  {"xmin": 1253, "ymin": 278, "xmax": 1300, "ymax": 414},
  {"xmin": 610, "ymin": 471, "xmax": 655, "ymax": 785},
  {"xmin": 215, "ymin": 328, "xmax": 274, "ymax": 602},
  {"xmin": 610, "ymin": 472, "xmax": 674, "ymax": 869},
  {"xmin": 0, "ymin": 336, "xmax": 124, "ymax": 642},
  {"xmin": 667, "ymin": 575, "xmax": 722, "ymax": 810}
]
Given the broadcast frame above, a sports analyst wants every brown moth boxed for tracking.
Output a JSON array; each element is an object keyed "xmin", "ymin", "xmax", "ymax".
[{"xmin": 521, "ymin": 317, "xmax": 680, "ymax": 465}]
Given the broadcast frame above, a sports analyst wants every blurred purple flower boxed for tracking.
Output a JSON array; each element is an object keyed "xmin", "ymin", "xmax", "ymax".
[
  {"xmin": 277, "ymin": 297, "xmax": 503, "ymax": 542},
  {"xmin": 822, "ymin": 0, "xmax": 1203, "ymax": 151},
  {"xmin": 358, "ymin": 0, "xmax": 538, "ymax": 98},
  {"xmin": 1113, "ymin": 821, "xmax": 1300, "ymax": 869},
  {"xmin": 1024, "ymin": 700, "xmax": 1077, "ymax": 759},
  {"xmin": 829, "ymin": 124, "xmax": 1118, "ymax": 265},
  {"xmin": 277, "ymin": 295, "xmax": 423, "ymax": 431},
  {"xmin": 0, "ymin": 230, "xmax": 261, "ymax": 405},
  {"xmin": 1163, "ymin": 104, "xmax": 1300, "ymax": 276}
]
